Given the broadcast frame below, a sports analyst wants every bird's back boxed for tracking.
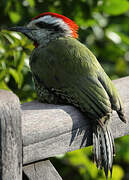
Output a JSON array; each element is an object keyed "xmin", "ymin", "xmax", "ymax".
[{"xmin": 30, "ymin": 37, "xmax": 126, "ymax": 122}]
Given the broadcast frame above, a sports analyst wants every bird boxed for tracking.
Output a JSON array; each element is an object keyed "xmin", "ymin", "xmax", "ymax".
[{"xmin": 9, "ymin": 12, "xmax": 126, "ymax": 178}]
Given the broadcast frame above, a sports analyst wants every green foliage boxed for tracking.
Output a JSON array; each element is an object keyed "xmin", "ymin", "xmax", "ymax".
[
  {"xmin": 0, "ymin": 30, "xmax": 36, "ymax": 102},
  {"xmin": 102, "ymin": 0, "xmax": 129, "ymax": 15},
  {"xmin": 66, "ymin": 148, "xmax": 124, "ymax": 180},
  {"xmin": 0, "ymin": 0, "xmax": 129, "ymax": 179}
]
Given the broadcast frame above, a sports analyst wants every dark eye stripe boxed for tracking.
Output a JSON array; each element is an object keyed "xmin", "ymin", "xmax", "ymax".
[
  {"xmin": 35, "ymin": 21, "xmax": 64, "ymax": 32},
  {"xmin": 36, "ymin": 22, "xmax": 51, "ymax": 29}
]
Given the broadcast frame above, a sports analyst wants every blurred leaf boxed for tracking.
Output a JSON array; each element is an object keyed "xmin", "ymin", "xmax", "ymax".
[
  {"xmin": 67, "ymin": 148, "xmax": 100, "ymax": 179},
  {"xmin": 117, "ymin": 32, "xmax": 129, "ymax": 46},
  {"xmin": 112, "ymin": 165, "xmax": 124, "ymax": 180},
  {"xmin": 106, "ymin": 30, "xmax": 121, "ymax": 44},
  {"xmin": 115, "ymin": 58, "xmax": 127, "ymax": 75},
  {"xmin": 4, "ymin": 0, "xmax": 12, "ymax": 14},
  {"xmin": 102, "ymin": 0, "xmax": 129, "ymax": 15},
  {"xmin": 9, "ymin": 11, "xmax": 21, "ymax": 23},
  {"xmin": 0, "ymin": 81, "xmax": 9, "ymax": 90},
  {"xmin": 17, "ymin": 52, "xmax": 26, "ymax": 72},
  {"xmin": 26, "ymin": 0, "xmax": 35, "ymax": 7},
  {"xmin": 0, "ymin": 69, "xmax": 7, "ymax": 80},
  {"xmin": 9, "ymin": 68, "xmax": 20, "ymax": 84}
]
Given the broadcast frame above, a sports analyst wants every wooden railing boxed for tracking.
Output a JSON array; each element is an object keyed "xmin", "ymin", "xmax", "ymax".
[{"xmin": 0, "ymin": 76, "xmax": 129, "ymax": 180}]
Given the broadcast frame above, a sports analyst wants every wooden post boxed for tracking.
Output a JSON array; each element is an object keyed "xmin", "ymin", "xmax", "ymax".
[
  {"xmin": 0, "ymin": 90, "xmax": 22, "ymax": 180},
  {"xmin": 22, "ymin": 76, "xmax": 129, "ymax": 165},
  {"xmin": 23, "ymin": 160, "xmax": 62, "ymax": 180}
]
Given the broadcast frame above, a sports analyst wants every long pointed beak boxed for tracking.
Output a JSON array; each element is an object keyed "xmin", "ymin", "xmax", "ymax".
[
  {"xmin": 8, "ymin": 26, "xmax": 32, "ymax": 34},
  {"xmin": 7, "ymin": 26, "xmax": 36, "ymax": 41}
]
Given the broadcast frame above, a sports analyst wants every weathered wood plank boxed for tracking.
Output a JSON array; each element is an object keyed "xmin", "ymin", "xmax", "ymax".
[
  {"xmin": 23, "ymin": 160, "xmax": 62, "ymax": 180},
  {"xmin": 0, "ymin": 90, "xmax": 22, "ymax": 180},
  {"xmin": 22, "ymin": 76, "xmax": 129, "ymax": 165}
]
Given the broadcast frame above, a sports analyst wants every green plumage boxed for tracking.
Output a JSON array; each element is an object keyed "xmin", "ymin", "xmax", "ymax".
[
  {"xmin": 30, "ymin": 37, "xmax": 124, "ymax": 119},
  {"xmin": 30, "ymin": 37, "xmax": 126, "ymax": 177}
]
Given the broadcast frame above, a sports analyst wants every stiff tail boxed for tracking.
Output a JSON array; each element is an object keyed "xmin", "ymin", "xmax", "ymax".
[
  {"xmin": 117, "ymin": 109, "xmax": 126, "ymax": 123},
  {"xmin": 93, "ymin": 124, "xmax": 115, "ymax": 178}
]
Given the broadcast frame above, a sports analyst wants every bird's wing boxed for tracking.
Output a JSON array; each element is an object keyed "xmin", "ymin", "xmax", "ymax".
[
  {"xmin": 97, "ymin": 70, "xmax": 126, "ymax": 122},
  {"xmin": 32, "ymin": 37, "xmax": 125, "ymax": 122},
  {"xmin": 51, "ymin": 75, "xmax": 112, "ymax": 120}
]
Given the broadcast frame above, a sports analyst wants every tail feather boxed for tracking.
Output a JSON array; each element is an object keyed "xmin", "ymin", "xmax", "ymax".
[
  {"xmin": 107, "ymin": 129, "xmax": 113, "ymax": 172},
  {"xmin": 93, "ymin": 124, "xmax": 115, "ymax": 178},
  {"xmin": 93, "ymin": 127, "xmax": 101, "ymax": 168},
  {"xmin": 117, "ymin": 109, "xmax": 126, "ymax": 123},
  {"xmin": 117, "ymin": 98, "xmax": 126, "ymax": 123},
  {"xmin": 108, "ymin": 128, "xmax": 115, "ymax": 156}
]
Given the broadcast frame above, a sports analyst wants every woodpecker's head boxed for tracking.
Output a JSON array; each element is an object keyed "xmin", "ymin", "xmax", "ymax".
[{"xmin": 9, "ymin": 12, "xmax": 78, "ymax": 47}]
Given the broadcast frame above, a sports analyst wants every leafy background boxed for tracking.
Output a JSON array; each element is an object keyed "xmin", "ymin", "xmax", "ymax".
[{"xmin": 0, "ymin": 0, "xmax": 129, "ymax": 179}]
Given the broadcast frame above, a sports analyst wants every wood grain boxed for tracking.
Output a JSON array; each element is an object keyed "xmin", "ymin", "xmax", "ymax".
[
  {"xmin": 22, "ymin": 76, "xmax": 129, "ymax": 165},
  {"xmin": 0, "ymin": 90, "xmax": 22, "ymax": 180},
  {"xmin": 23, "ymin": 160, "xmax": 62, "ymax": 180}
]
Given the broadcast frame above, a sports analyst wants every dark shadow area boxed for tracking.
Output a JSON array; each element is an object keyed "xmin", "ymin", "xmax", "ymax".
[
  {"xmin": 23, "ymin": 171, "xmax": 29, "ymax": 180},
  {"xmin": 22, "ymin": 101, "xmax": 93, "ymax": 148}
]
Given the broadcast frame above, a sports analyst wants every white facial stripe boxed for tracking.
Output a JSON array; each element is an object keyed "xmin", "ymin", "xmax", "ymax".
[{"xmin": 28, "ymin": 15, "xmax": 72, "ymax": 36}]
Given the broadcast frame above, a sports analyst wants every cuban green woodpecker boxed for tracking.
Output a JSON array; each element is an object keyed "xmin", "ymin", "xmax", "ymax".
[{"xmin": 9, "ymin": 12, "xmax": 126, "ymax": 178}]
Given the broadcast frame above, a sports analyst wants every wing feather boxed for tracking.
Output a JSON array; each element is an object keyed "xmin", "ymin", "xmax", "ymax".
[{"xmin": 31, "ymin": 37, "xmax": 125, "ymax": 122}]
